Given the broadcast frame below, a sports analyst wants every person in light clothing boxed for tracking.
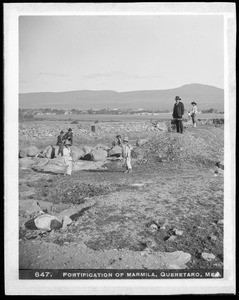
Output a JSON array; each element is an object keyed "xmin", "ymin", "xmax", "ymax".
[
  {"xmin": 122, "ymin": 136, "xmax": 133, "ymax": 174},
  {"xmin": 190, "ymin": 102, "xmax": 198, "ymax": 127},
  {"xmin": 63, "ymin": 142, "xmax": 73, "ymax": 175}
]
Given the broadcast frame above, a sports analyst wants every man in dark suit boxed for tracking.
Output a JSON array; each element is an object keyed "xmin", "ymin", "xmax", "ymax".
[
  {"xmin": 172, "ymin": 96, "xmax": 184, "ymax": 133},
  {"xmin": 63, "ymin": 128, "xmax": 73, "ymax": 146}
]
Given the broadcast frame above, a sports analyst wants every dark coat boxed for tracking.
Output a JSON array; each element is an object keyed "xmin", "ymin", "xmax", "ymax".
[
  {"xmin": 56, "ymin": 134, "xmax": 64, "ymax": 146},
  {"xmin": 173, "ymin": 102, "xmax": 184, "ymax": 118},
  {"xmin": 63, "ymin": 132, "xmax": 73, "ymax": 145}
]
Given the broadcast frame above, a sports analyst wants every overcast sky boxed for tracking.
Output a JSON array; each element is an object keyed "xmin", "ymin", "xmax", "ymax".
[{"xmin": 19, "ymin": 15, "xmax": 224, "ymax": 93}]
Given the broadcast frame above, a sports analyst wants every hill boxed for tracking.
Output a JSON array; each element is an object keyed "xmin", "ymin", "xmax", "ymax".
[{"xmin": 19, "ymin": 83, "xmax": 224, "ymax": 111}]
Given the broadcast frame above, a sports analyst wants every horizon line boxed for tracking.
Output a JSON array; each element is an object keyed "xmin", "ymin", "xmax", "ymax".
[{"xmin": 19, "ymin": 82, "xmax": 224, "ymax": 94}]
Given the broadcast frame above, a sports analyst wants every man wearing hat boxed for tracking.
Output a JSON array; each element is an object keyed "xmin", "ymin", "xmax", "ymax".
[
  {"xmin": 56, "ymin": 130, "xmax": 65, "ymax": 156},
  {"xmin": 122, "ymin": 136, "xmax": 133, "ymax": 174},
  {"xmin": 63, "ymin": 128, "xmax": 73, "ymax": 146},
  {"xmin": 172, "ymin": 96, "xmax": 185, "ymax": 133},
  {"xmin": 190, "ymin": 102, "xmax": 198, "ymax": 127}
]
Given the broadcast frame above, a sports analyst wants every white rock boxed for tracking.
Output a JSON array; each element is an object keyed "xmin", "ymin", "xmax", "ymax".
[
  {"xmin": 173, "ymin": 229, "xmax": 183, "ymax": 236},
  {"xmin": 61, "ymin": 215, "xmax": 73, "ymax": 230},
  {"xmin": 202, "ymin": 252, "xmax": 216, "ymax": 261}
]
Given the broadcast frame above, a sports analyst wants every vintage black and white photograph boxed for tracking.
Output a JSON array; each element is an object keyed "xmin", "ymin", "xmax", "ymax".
[{"xmin": 4, "ymin": 3, "xmax": 236, "ymax": 295}]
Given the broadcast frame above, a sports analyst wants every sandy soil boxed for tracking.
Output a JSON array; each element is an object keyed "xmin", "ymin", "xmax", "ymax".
[{"xmin": 19, "ymin": 123, "xmax": 224, "ymax": 270}]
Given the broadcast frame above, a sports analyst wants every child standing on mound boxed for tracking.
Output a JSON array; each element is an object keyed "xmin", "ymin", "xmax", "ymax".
[{"xmin": 122, "ymin": 136, "xmax": 133, "ymax": 174}]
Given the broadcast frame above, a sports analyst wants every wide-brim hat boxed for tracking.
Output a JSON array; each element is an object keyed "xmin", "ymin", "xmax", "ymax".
[
  {"xmin": 175, "ymin": 96, "xmax": 181, "ymax": 100},
  {"xmin": 123, "ymin": 136, "xmax": 129, "ymax": 142},
  {"xmin": 191, "ymin": 102, "xmax": 197, "ymax": 105}
]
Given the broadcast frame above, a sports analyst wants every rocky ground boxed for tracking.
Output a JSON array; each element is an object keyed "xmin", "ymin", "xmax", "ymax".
[{"xmin": 19, "ymin": 120, "xmax": 224, "ymax": 270}]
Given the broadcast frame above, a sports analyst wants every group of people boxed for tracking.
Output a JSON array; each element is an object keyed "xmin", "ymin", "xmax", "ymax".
[
  {"xmin": 111, "ymin": 135, "xmax": 133, "ymax": 174},
  {"xmin": 57, "ymin": 97, "xmax": 197, "ymax": 175},
  {"xmin": 172, "ymin": 96, "xmax": 198, "ymax": 133},
  {"xmin": 56, "ymin": 128, "xmax": 133, "ymax": 175}
]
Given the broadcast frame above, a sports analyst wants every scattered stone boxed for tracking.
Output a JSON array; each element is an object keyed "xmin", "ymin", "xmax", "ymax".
[
  {"xmin": 19, "ymin": 200, "xmax": 42, "ymax": 215},
  {"xmin": 216, "ymin": 161, "xmax": 224, "ymax": 170},
  {"xmin": 202, "ymin": 252, "xmax": 216, "ymax": 261},
  {"xmin": 148, "ymin": 224, "xmax": 158, "ymax": 232},
  {"xmin": 208, "ymin": 234, "xmax": 217, "ymax": 242},
  {"xmin": 217, "ymin": 219, "xmax": 224, "ymax": 225},
  {"xmin": 166, "ymin": 235, "xmax": 177, "ymax": 242},
  {"xmin": 37, "ymin": 200, "xmax": 53, "ymax": 213},
  {"xmin": 131, "ymin": 183, "xmax": 144, "ymax": 188},
  {"xmin": 136, "ymin": 139, "xmax": 149, "ymax": 147},
  {"xmin": 166, "ymin": 251, "xmax": 191, "ymax": 268},
  {"xmin": 173, "ymin": 229, "xmax": 183, "ymax": 236}
]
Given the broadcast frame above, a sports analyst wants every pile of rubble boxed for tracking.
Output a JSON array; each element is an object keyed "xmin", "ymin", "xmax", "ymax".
[{"xmin": 132, "ymin": 127, "xmax": 224, "ymax": 167}]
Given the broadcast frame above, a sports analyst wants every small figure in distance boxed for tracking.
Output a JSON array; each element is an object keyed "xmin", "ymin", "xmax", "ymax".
[
  {"xmin": 112, "ymin": 134, "xmax": 123, "ymax": 147},
  {"xmin": 122, "ymin": 136, "xmax": 133, "ymax": 174},
  {"xmin": 190, "ymin": 102, "xmax": 198, "ymax": 128},
  {"xmin": 172, "ymin": 96, "xmax": 185, "ymax": 134},
  {"xmin": 56, "ymin": 130, "xmax": 65, "ymax": 156},
  {"xmin": 63, "ymin": 142, "xmax": 73, "ymax": 175},
  {"xmin": 63, "ymin": 128, "xmax": 73, "ymax": 146}
]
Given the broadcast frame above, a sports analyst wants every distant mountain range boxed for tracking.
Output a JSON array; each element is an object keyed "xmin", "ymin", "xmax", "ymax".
[{"xmin": 19, "ymin": 83, "xmax": 224, "ymax": 111}]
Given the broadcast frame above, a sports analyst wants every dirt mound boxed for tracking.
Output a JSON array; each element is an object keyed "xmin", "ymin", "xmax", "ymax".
[{"xmin": 135, "ymin": 127, "xmax": 224, "ymax": 166}]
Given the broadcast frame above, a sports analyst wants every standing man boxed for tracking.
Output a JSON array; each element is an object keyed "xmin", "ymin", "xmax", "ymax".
[
  {"xmin": 63, "ymin": 128, "xmax": 73, "ymax": 146},
  {"xmin": 172, "ymin": 96, "xmax": 185, "ymax": 134},
  {"xmin": 56, "ymin": 130, "xmax": 65, "ymax": 156}
]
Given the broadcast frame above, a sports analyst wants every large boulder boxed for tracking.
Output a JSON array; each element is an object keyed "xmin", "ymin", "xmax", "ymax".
[
  {"xmin": 19, "ymin": 157, "xmax": 35, "ymax": 168},
  {"xmin": 19, "ymin": 200, "xmax": 42, "ymax": 215},
  {"xmin": 33, "ymin": 159, "xmax": 106, "ymax": 174},
  {"xmin": 73, "ymin": 161, "xmax": 106, "ymax": 171},
  {"xmin": 25, "ymin": 213, "xmax": 62, "ymax": 231},
  {"xmin": 94, "ymin": 144, "xmax": 109, "ymax": 151},
  {"xmin": 26, "ymin": 146, "xmax": 39, "ymax": 157},
  {"xmin": 91, "ymin": 148, "xmax": 108, "ymax": 161},
  {"xmin": 49, "ymin": 156, "xmax": 65, "ymax": 165},
  {"xmin": 83, "ymin": 146, "xmax": 93, "ymax": 154},
  {"xmin": 19, "ymin": 148, "xmax": 27, "ymax": 158},
  {"xmin": 71, "ymin": 146, "xmax": 85, "ymax": 160},
  {"xmin": 108, "ymin": 145, "xmax": 122, "ymax": 157},
  {"xmin": 19, "ymin": 146, "xmax": 39, "ymax": 158},
  {"xmin": 52, "ymin": 145, "xmax": 59, "ymax": 156},
  {"xmin": 42, "ymin": 145, "xmax": 54, "ymax": 159},
  {"xmin": 136, "ymin": 139, "xmax": 149, "ymax": 146}
]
